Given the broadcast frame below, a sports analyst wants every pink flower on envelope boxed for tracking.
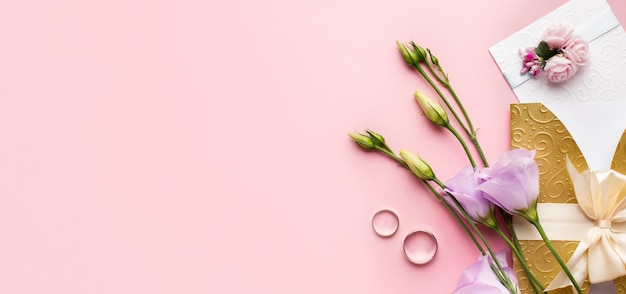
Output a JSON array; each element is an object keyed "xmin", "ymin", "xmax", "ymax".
[
  {"xmin": 519, "ymin": 24, "xmax": 589, "ymax": 83},
  {"xmin": 542, "ymin": 24, "xmax": 574, "ymax": 49},
  {"xmin": 519, "ymin": 48, "xmax": 541, "ymax": 77},
  {"xmin": 544, "ymin": 55, "xmax": 578, "ymax": 83},
  {"xmin": 562, "ymin": 36, "xmax": 590, "ymax": 66}
]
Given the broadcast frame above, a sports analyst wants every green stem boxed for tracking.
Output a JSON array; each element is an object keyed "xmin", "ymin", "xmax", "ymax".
[
  {"xmin": 414, "ymin": 64, "xmax": 471, "ymax": 137},
  {"xmin": 494, "ymin": 227, "xmax": 544, "ymax": 294},
  {"xmin": 529, "ymin": 217, "xmax": 582, "ymax": 294},
  {"xmin": 445, "ymin": 85, "xmax": 474, "ymax": 135},
  {"xmin": 469, "ymin": 134, "xmax": 489, "ymax": 168},
  {"xmin": 373, "ymin": 146, "xmax": 408, "ymax": 169},
  {"xmin": 445, "ymin": 123, "xmax": 476, "ymax": 168},
  {"xmin": 425, "ymin": 60, "xmax": 448, "ymax": 85},
  {"xmin": 432, "ymin": 178, "xmax": 514, "ymax": 292},
  {"xmin": 503, "ymin": 213, "xmax": 523, "ymax": 268},
  {"xmin": 445, "ymin": 84, "xmax": 489, "ymax": 167},
  {"xmin": 371, "ymin": 147, "xmax": 486, "ymax": 256},
  {"xmin": 372, "ymin": 145, "xmax": 514, "ymax": 293},
  {"xmin": 487, "ymin": 263, "xmax": 517, "ymax": 294},
  {"xmin": 423, "ymin": 58, "xmax": 489, "ymax": 168},
  {"xmin": 422, "ymin": 181, "xmax": 486, "ymax": 256}
]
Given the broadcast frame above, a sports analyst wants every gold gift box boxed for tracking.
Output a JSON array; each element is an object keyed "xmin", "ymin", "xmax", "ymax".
[{"xmin": 511, "ymin": 103, "xmax": 626, "ymax": 294}]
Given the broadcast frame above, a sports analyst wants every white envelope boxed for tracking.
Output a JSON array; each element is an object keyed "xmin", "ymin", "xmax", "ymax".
[{"xmin": 489, "ymin": 0, "xmax": 626, "ymax": 171}]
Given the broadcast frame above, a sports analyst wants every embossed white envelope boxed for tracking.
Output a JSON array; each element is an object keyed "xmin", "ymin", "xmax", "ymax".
[{"xmin": 489, "ymin": 0, "xmax": 626, "ymax": 171}]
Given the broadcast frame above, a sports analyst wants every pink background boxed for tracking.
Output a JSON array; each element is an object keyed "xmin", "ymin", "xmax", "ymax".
[{"xmin": 1, "ymin": 0, "xmax": 625, "ymax": 293}]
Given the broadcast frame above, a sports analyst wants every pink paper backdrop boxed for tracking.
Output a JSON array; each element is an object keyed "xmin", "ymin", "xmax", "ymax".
[{"xmin": 1, "ymin": 0, "xmax": 625, "ymax": 293}]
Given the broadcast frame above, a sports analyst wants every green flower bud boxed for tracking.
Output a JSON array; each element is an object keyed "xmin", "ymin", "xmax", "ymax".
[
  {"xmin": 366, "ymin": 129, "xmax": 385, "ymax": 146},
  {"xmin": 348, "ymin": 132, "xmax": 375, "ymax": 149},
  {"xmin": 414, "ymin": 90, "xmax": 449, "ymax": 126},
  {"xmin": 427, "ymin": 49, "xmax": 439, "ymax": 65},
  {"xmin": 396, "ymin": 41, "xmax": 418, "ymax": 67},
  {"xmin": 399, "ymin": 149, "xmax": 435, "ymax": 180},
  {"xmin": 410, "ymin": 41, "xmax": 427, "ymax": 62}
]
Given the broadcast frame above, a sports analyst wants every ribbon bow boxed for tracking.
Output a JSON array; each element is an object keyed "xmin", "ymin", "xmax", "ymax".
[{"xmin": 546, "ymin": 160, "xmax": 626, "ymax": 291}]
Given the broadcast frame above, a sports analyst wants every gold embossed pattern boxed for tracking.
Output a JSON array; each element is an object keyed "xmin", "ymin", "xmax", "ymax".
[
  {"xmin": 511, "ymin": 104, "xmax": 586, "ymax": 293},
  {"xmin": 510, "ymin": 103, "xmax": 626, "ymax": 293},
  {"xmin": 513, "ymin": 241, "xmax": 587, "ymax": 293},
  {"xmin": 611, "ymin": 131, "xmax": 626, "ymax": 174},
  {"xmin": 511, "ymin": 103, "xmax": 586, "ymax": 204},
  {"xmin": 612, "ymin": 135, "xmax": 626, "ymax": 294}
]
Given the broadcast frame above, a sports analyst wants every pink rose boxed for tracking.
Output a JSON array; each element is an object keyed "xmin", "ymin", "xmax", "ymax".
[
  {"xmin": 562, "ymin": 36, "xmax": 589, "ymax": 66},
  {"xmin": 542, "ymin": 24, "xmax": 573, "ymax": 49},
  {"xmin": 543, "ymin": 55, "xmax": 577, "ymax": 83}
]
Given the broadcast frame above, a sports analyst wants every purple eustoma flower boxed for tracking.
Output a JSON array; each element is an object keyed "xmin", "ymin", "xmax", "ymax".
[
  {"xmin": 444, "ymin": 166, "xmax": 496, "ymax": 227},
  {"xmin": 477, "ymin": 149, "xmax": 540, "ymax": 215},
  {"xmin": 453, "ymin": 251, "xmax": 518, "ymax": 294}
]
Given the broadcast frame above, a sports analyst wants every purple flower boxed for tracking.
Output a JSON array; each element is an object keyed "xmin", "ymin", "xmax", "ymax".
[
  {"xmin": 477, "ymin": 149, "xmax": 539, "ymax": 215},
  {"xmin": 444, "ymin": 166, "xmax": 496, "ymax": 226},
  {"xmin": 453, "ymin": 251, "xmax": 518, "ymax": 294}
]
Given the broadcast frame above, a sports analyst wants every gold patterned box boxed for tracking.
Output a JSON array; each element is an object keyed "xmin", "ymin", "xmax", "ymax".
[{"xmin": 510, "ymin": 103, "xmax": 626, "ymax": 294}]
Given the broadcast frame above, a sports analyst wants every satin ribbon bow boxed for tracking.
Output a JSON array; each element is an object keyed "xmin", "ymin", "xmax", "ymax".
[{"xmin": 546, "ymin": 160, "xmax": 626, "ymax": 291}]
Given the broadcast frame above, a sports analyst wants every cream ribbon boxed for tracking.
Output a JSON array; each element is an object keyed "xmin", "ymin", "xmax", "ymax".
[{"xmin": 544, "ymin": 160, "xmax": 626, "ymax": 291}]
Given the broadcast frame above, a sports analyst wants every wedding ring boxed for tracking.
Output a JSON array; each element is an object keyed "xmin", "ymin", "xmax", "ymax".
[
  {"xmin": 403, "ymin": 229, "xmax": 438, "ymax": 264},
  {"xmin": 371, "ymin": 209, "xmax": 399, "ymax": 237}
]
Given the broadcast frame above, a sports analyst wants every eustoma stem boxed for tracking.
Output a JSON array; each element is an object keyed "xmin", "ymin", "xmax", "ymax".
[
  {"xmin": 422, "ymin": 182, "xmax": 486, "ymax": 256},
  {"xmin": 432, "ymin": 178, "xmax": 516, "ymax": 293},
  {"xmin": 372, "ymin": 147, "xmax": 486, "ymax": 255},
  {"xmin": 373, "ymin": 146, "xmax": 408, "ymax": 169},
  {"xmin": 423, "ymin": 56, "xmax": 489, "ymax": 167},
  {"xmin": 493, "ymin": 227, "xmax": 544, "ymax": 294},
  {"xmin": 445, "ymin": 85, "xmax": 489, "ymax": 167},
  {"xmin": 444, "ymin": 123, "xmax": 476, "ymax": 168},
  {"xmin": 503, "ymin": 213, "xmax": 530, "ymax": 287},
  {"xmin": 529, "ymin": 216, "xmax": 582, "ymax": 294},
  {"xmin": 414, "ymin": 64, "xmax": 471, "ymax": 138}
]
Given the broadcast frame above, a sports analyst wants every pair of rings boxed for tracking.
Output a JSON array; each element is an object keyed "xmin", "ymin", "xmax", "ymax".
[{"xmin": 371, "ymin": 209, "xmax": 438, "ymax": 265}]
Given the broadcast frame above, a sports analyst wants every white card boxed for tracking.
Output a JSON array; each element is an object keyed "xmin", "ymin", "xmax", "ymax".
[{"xmin": 490, "ymin": 0, "xmax": 626, "ymax": 171}]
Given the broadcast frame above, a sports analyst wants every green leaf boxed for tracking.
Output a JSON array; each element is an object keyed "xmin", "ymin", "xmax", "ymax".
[{"xmin": 535, "ymin": 41, "xmax": 559, "ymax": 61}]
